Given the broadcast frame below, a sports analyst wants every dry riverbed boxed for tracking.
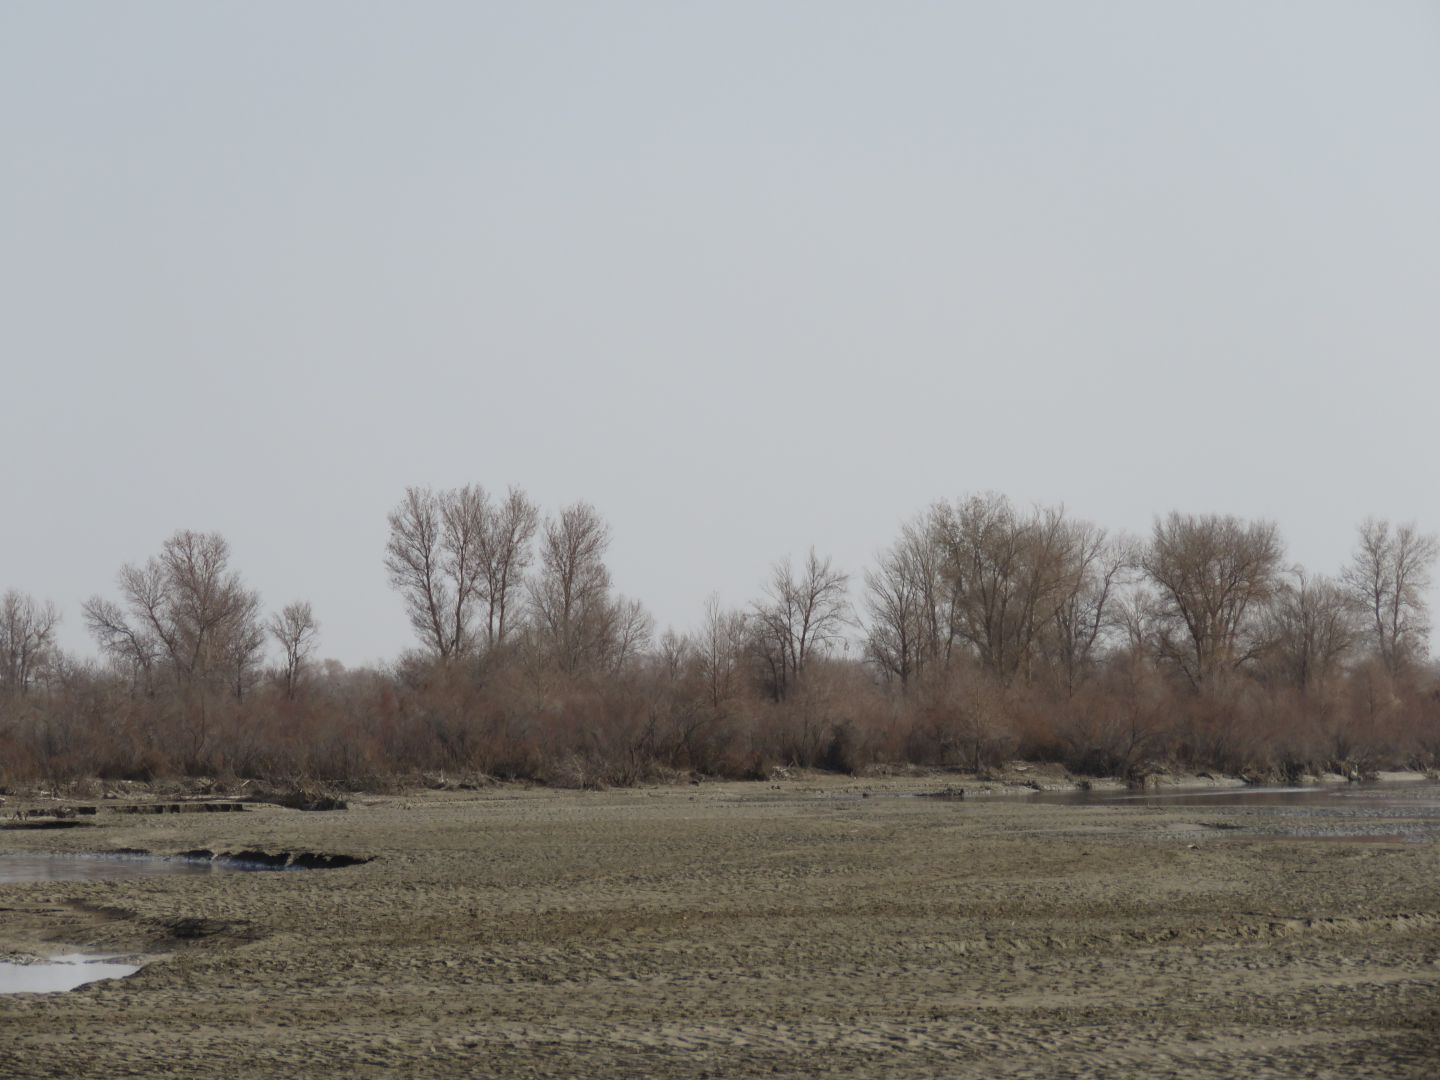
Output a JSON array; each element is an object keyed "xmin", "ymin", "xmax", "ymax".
[{"xmin": 2, "ymin": 775, "xmax": 1438, "ymax": 1078}]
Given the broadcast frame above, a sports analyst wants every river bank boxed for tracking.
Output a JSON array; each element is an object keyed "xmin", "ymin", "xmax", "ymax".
[{"xmin": 1, "ymin": 777, "xmax": 1437, "ymax": 1077}]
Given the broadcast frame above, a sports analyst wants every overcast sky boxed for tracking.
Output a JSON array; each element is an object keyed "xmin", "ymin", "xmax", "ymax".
[{"xmin": 3, "ymin": 2, "xmax": 1439, "ymax": 666}]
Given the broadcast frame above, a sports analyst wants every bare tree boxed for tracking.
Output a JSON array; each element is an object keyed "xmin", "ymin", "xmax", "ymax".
[
  {"xmin": 82, "ymin": 593, "xmax": 159, "ymax": 692},
  {"xmin": 1112, "ymin": 585, "xmax": 1155, "ymax": 655},
  {"xmin": 0, "ymin": 590, "xmax": 61, "ymax": 696},
  {"xmin": 268, "ymin": 601, "xmax": 320, "ymax": 699},
  {"xmin": 1260, "ymin": 570, "xmax": 1356, "ymax": 692},
  {"xmin": 696, "ymin": 594, "xmax": 748, "ymax": 708},
  {"xmin": 864, "ymin": 523, "xmax": 937, "ymax": 689},
  {"xmin": 1342, "ymin": 518, "xmax": 1439, "ymax": 677},
  {"xmin": 930, "ymin": 495, "xmax": 1077, "ymax": 686},
  {"xmin": 1141, "ymin": 513, "xmax": 1284, "ymax": 689},
  {"xmin": 224, "ymin": 587, "xmax": 268, "ymax": 701},
  {"xmin": 84, "ymin": 530, "xmax": 264, "ymax": 697},
  {"xmin": 385, "ymin": 487, "xmax": 450, "ymax": 658},
  {"xmin": 907, "ymin": 512, "xmax": 962, "ymax": 676},
  {"xmin": 657, "ymin": 627, "xmax": 693, "ymax": 684},
  {"xmin": 478, "ymin": 486, "xmax": 539, "ymax": 649},
  {"xmin": 605, "ymin": 595, "xmax": 655, "ymax": 674},
  {"xmin": 752, "ymin": 549, "xmax": 849, "ymax": 700},
  {"xmin": 529, "ymin": 501, "xmax": 616, "ymax": 675},
  {"xmin": 1043, "ymin": 526, "xmax": 1136, "ymax": 695},
  {"xmin": 385, "ymin": 485, "xmax": 494, "ymax": 660},
  {"xmin": 656, "ymin": 617, "xmax": 736, "ymax": 771}
]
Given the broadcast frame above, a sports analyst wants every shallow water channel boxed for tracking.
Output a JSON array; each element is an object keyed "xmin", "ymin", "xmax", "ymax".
[
  {"xmin": 1042, "ymin": 783, "xmax": 1434, "ymax": 806},
  {"xmin": 0, "ymin": 853, "xmax": 292, "ymax": 994},
  {"xmin": 1037, "ymin": 780, "xmax": 1440, "ymax": 810},
  {"xmin": 1034, "ymin": 780, "xmax": 1440, "ymax": 842},
  {"xmin": 0, "ymin": 851, "xmax": 291, "ymax": 884}
]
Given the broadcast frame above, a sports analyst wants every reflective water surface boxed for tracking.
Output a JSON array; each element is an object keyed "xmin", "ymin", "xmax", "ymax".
[
  {"xmin": 0, "ymin": 852, "xmax": 283, "ymax": 883},
  {"xmin": 0, "ymin": 954, "xmax": 142, "ymax": 994},
  {"xmin": 0, "ymin": 853, "xmax": 304, "ymax": 994},
  {"xmin": 1036, "ymin": 781, "xmax": 1440, "ymax": 842},
  {"xmin": 1039, "ymin": 781, "xmax": 1440, "ymax": 809}
]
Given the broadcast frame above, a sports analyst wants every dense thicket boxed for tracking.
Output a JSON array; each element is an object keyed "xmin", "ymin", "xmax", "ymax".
[{"xmin": 3, "ymin": 490, "xmax": 1439, "ymax": 788}]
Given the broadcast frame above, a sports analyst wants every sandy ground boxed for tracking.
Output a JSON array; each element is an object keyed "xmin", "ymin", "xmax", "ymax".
[{"xmin": 1, "ymin": 775, "xmax": 1438, "ymax": 1078}]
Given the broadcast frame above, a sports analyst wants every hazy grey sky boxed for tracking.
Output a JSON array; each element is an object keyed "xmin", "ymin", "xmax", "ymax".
[{"xmin": 4, "ymin": 2, "xmax": 1439, "ymax": 665}]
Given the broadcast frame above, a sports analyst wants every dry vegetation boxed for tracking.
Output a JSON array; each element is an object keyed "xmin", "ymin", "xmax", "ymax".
[{"xmin": 3, "ymin": 489, "xmax": 1439, "ymax": 790}]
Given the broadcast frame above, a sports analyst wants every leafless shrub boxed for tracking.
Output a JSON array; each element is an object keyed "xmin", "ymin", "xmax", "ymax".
[{"xmin": 4, "ymin": 493, "xmax": 1438, "ymax": 788}]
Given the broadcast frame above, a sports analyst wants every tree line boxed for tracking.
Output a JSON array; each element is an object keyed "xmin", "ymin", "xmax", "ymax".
[{"xmin": 2, "ymin": 487, "xmax": 1438, "ymax": 787}]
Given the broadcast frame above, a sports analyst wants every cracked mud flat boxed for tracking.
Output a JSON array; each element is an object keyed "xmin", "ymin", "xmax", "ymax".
[{"xmin": 1, "ymin": 780, "xmax": 1437, "ymax": 1078}]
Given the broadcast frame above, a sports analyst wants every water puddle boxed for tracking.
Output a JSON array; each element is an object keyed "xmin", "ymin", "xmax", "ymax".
[
  {"xmin": 1038, "ymin": 782, "xmax": 1440, "ymax": 842},
  {"xmin": 0, "ymin": 851, "xmax": 369, "ymax": 994},
  {"xmin": 1038, "ymin": 782, "xmax": 1440, "ymax": 810},
  {"xmin": 0, "ymin": 850, "xmax": 370, "ymax": 883},
  {"xmin": 0, "ymin": 853, "xmax": 283, "ymax": 883},
  {"xmin": 0, "ymin": 954, "xmax": 142, "ymax": 994}
]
